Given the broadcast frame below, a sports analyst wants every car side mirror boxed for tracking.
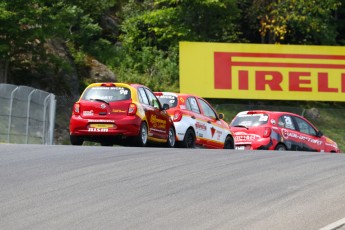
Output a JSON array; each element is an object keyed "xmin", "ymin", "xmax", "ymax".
[
  {"xmin": 316, "ymin": 131, "xmax": 323, "ymax": 137},
  {"xmin": 218, "ymin": 113, "xmax": 224, "ymax": 119},
  {"xmin": 162, "ymin": 103, "xmax": 170, "ymax": 110}
]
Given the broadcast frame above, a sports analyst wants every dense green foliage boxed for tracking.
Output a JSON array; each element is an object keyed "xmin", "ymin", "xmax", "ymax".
[
  {"xmin": 0, "ymin": 0, "xmax": 110, "ymax": 92},
  {"xmin": 1, "ymin": 0, "xmax": 344, "ymax": 93},
  {"xmin": 248, "ymin": 0, "xmax": 342, "ymax": 44}
]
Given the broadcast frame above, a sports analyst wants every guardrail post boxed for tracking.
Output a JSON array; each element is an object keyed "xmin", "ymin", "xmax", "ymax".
[
  {"xmin": 25, "ymin": 89, "xmax": 36, "ymax": 144},
  {"xmin": 7, "ymin": 87, "xmax": 18, "ymax": 143},
  {"xmin": 48, "ymin": 94, "xmax": 56, "ymax": 145}
]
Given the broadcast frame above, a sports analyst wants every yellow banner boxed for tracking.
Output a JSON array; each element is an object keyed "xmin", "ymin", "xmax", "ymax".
[{"xmin": 179, "ymin": 42, "xmax": 345, "ymax": 101}]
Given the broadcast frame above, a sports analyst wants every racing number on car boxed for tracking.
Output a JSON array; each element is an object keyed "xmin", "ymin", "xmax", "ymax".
[{"xmin": 119, "ymin": 89, "xmax": 128, "ymax": 95}]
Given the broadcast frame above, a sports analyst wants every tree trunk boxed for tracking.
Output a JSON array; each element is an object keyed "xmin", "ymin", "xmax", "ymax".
[{"xmin": 0, "ymin": 59, "xmax": 9, "ymax": 83}]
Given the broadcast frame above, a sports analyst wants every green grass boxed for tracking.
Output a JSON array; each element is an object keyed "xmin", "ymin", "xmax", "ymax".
[{"xmin": 306, "ymin": 108, "xmax": 345, "ymax": 152}]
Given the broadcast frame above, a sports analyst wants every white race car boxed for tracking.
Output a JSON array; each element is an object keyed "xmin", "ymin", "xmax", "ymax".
[{"xmin": 154, "ymin": 92, "xmax": 234, "ymax": 149}]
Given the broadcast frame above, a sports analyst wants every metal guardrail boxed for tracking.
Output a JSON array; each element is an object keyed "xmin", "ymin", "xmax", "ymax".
[{"xmin": 0, "ymin": 84, "xmax": 56, "ymax": 145}]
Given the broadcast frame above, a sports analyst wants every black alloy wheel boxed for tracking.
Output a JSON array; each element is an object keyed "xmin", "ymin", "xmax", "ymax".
[
  {"xmin": 166, "ymin": 126, "xmax": 176, "ymax": 147},
  {"xmin": 180, "ymin": 128, "xmax": 196, "ymax": 148},
  {"xmin": 224, "ymin": 135, "xmax": 235, "ymax": 149}
]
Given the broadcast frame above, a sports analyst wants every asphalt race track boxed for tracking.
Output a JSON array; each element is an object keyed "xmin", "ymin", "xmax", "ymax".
[{"xmin": 1, "ymin": 144, "xmax": 345, "ymax": 230}]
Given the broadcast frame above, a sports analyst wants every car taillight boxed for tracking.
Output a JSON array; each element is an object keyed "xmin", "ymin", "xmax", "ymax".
[
  {"xmin": 263, "ymin": 127, "xmax": 271, "ymax": 138},
  {"xmin": 73, "ymin": 103, "xmax": 80, "ymax": 115},
  {"xmin": 173, "ymin": 110, "xmax": 182, "ymax": 122},
  {"xmin": 128, "ymin": 103, "xmax": 137, "ymax": 116}
]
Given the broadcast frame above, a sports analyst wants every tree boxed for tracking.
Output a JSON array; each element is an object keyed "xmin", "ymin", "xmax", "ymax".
[
  {"xmin": 335, "ymin": 1, "xmax": 345, "ymax": 45},
  {"xmin": 0, "ymin": 0, "xmax": 116, "ymax": 88},
  {"xmin": 113, "ymin": 0, "xmax": 242, "ymax": 92},
  {"xmin": 0, "ymin": 1, "xmax": 72, "ymax": 83},
  {"xmin": 246, "ymin": 0, "xmax": 341, "ymax": 44},
  {"xmin": 120, "ymin": 0, "xmax": 242, "ymax": 50}
]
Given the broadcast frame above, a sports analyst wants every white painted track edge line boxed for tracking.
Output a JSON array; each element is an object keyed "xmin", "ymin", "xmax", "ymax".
[{"xmin": 319, "ymin": 217, "xmax": 345, "ymax": 230}]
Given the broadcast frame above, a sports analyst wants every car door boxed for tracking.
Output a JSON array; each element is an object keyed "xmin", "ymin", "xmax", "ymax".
[
  {"xmin": 137, "ymin": 87, "xmax": 156, "ymax": 138},
  {"xmin": 197, "ymin": 98, "xmax": 225, "ymax": 148},
  {"xmin": 292, "ymin": 116, "xmax": 324, "ymax": 152},
  {"xmin": 185, "ymin": 96, "xmax": 208, "ymax": 146},
  {"xmin": 143, "ymin": 87, "xmax": 169, "ymax": 140},
  {"xmin": 278, "ymin": 114, "xmax": 303, "ymax": 151}
]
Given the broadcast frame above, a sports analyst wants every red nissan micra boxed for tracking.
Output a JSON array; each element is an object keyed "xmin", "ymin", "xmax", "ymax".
[
  {"xmin": 230, "ymin": 110, "xmax": 340, "ymax": 153},
  {"xmin": 69, "ymin": 82, "xmax": 175, "ymax": 147}
]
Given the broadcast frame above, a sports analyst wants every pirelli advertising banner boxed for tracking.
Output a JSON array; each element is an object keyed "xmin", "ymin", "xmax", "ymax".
[{"xmin": 179, "ymin": 42, "xmax": 345, "ymax": 101}]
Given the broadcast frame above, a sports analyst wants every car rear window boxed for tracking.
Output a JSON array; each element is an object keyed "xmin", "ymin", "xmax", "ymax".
[
  {"xmin": 231, "ymin": 113, "xmax": 269, "ymax": 127},
  {"xmin": 156, "ymin": 95, "xmax": 178, "ymax": 108},
  {"xmin": 82, "ymin": 86, "xmax": 131, "ymax": 102}
]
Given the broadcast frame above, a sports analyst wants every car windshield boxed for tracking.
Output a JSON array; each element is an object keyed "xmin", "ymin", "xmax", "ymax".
[
  {"xmin": 156, "ymin": 95, "xmax": 178, "ymax": 108},
  {"xmin": 231, "ymin": 113, "xmax": 269, "ymax": 127},
  {"xmin": 82, "ymin": 86, "xmax": 131, "ymax": 102}
]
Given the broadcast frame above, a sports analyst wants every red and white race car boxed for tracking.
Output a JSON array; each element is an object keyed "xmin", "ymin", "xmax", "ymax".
[
  {"xmin": 230, "ymin": 110, "xmax": 340, "ymax": 153},
  {"xmin": 154, "ymin": 92, "xmax": 234, "ymax": 149}
]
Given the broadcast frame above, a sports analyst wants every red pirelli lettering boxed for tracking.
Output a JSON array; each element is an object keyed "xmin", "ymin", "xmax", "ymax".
[
  {"xmin": 214, "ymin": 52, "xmax": 345, "ymax": 93},
  {"xmin": 238, "ymin": 70, "xmax": 249, "ymax": 90},
  {"xmin": 256, "ymin": 71, "xmax": 283, "ymax": 91},
  {"xmin": 289, "ymin": 72, "xmax": 312, "ymax": 92},
  {"xmin": 214, "ymin": 52, "xmax": 232, "ymax": 89},
  {"xmin": 318, "ymin": 73, "xmax": 338, "ymax": 92}
]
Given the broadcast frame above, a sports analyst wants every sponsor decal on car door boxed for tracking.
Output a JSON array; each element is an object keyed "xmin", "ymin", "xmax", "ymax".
[
  {"xmin": 279, "ymin": 115, "xmax": 323, "ymax": 151},
  {"xmin": 279, "ymin": 115, "xmax": 303, "ymax": 150},
  {"xmin": 197, "ymin": 98, "xmax": 224, "ymax": 148},
  {"xmin": 205, "ymin": 117, "xmax": 225, "ymax": 148},
  {"xmin": 187, "ymin": 97, "xmax": 208, "ymax": 145},
  {"xmin": 150, "ymin": 109, "xmax": 168, "ymax": 139},
  {"xmin": 292, "ymin": 116, "xmax": 323, "ymax": 151},
  {"xmin": 144, "ymin": 88, "xmax": 168, "ymax": 140},
  {"xmin": 194, "ymin": 116, "xmax": 208, "ymax": 145}
]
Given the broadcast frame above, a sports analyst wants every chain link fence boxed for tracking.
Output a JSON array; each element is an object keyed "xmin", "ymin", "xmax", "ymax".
[
  {"xmin": 54, "ymin": 95, "xmax": 78, "ymax": 145},
  {"xmin": 0, "ymin": 84, "xmax": 56, "ymax": 145}
]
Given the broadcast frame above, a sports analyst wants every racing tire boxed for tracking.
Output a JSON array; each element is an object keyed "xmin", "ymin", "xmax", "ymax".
[
  {"xmin": 224, "ymin": 135, "xmax": 235, "ymax": 149},
  {"xmin": 70, "ymin": 135, "xmax": 83, "ymax": 146},
  {"xmin": 135, "ymin": 122, "xmax": 148, "ymax": 147},
  {"xmin": 180, "ymin": 128, "xmax": 196, "ymax": 148},
  {"xmin": 275, "ymin": 144, "xmax": 287, "ymax": 151},
  {"xmin": 166, "ymin": 126, "xmax": 176, "ymax": 148}
]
